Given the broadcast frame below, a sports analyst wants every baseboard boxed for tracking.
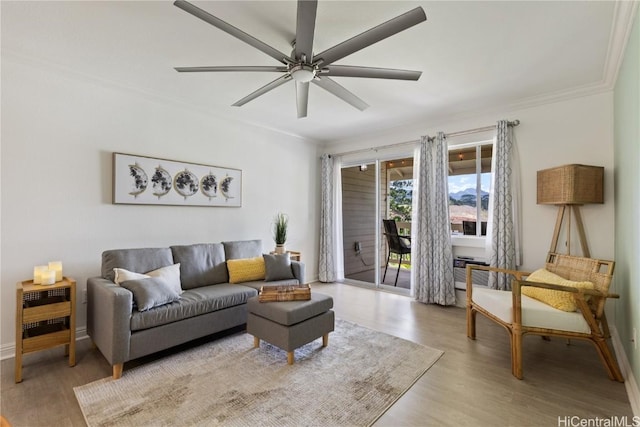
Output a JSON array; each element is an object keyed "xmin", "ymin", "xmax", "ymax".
[
  {"xmin": 611, "ymin": 326, "xmax": 640, "ymax": 416},
  {"xmin": 0, "ymin": 327, "xmax": 89, "ymax": 361}
]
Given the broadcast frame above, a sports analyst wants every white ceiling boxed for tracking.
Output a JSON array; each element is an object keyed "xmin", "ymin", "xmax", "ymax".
[{"xmin": 1, "ymin": 1, "xmax": 630, "ymax": 143}]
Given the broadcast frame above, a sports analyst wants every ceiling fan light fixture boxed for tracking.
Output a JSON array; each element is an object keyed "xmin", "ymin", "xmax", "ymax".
[{"xmin": 290, "ymin": 64, "xmax": 316, "ymax": 83}]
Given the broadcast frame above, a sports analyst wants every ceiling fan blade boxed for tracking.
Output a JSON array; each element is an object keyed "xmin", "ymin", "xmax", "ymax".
[
  {"xmin": 312, "ymin": 77, "xmax": 369, "ymax": 111},
  {"xmin": 174, "ymin": 0, "xmax": 292, "ymax": 64},
  {"xmin": 320, "ymin": 65, "xmax": 421, "ymax": 80},
  {"xmin": 232, "ymin": 75, "xmax": 291, "ymax": 107},
  {"xmin": 313, "ymin": 7, "xmax": 426, "ymax": 67},
  {"xmin": 175, "ymin": 66, "xmax": 288, "ymax": 73},
  {"xmin": 296, "ymin": 82, "xmax": 309, "ymax": 118},
  {"xmin": 294, "ymin": 0, "xmax": 318, "ymax": 62}
]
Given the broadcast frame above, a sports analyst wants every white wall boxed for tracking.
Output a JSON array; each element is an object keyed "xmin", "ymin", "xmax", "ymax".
[
  {"xmin": 0, "ymin": 58, "xmax": 320, "ymax": 354},
  {"xmin": 324, "ymin": 92, "xmax": 616, "ymax": 272},
  {"xmin": 614, "ymin": 4, "xmax": 640, "ymax": 396}
]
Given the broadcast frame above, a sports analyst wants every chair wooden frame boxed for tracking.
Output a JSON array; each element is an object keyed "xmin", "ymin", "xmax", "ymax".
[{"xmin": 466, "ymin": 252, "xmax": 623, "ymax": 382}]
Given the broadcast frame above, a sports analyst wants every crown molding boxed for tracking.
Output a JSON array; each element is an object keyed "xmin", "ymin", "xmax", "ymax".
[
  {"xmin": 325, "ymin": 79, "xmax": 612, "ymax": 147},
  {"xmin": 603, "ymin": 1, "xmax": 640, "ymax": 90},
  {"xmin": 1, "ymin": 50, "xmax": 320, "ymax": 145},
  {"xmin": 3, "ymin": 0, "xmax": 636, "ymax": 146}
]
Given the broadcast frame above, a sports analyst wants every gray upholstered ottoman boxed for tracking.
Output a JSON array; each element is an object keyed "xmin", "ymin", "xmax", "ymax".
[{"xmin": 247, "ymin": 293, "xmax": 335, "ymax": 364}]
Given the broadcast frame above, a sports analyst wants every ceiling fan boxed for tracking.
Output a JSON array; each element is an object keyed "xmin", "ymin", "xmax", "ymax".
[{"xmin": 173, "ymin": 0, "xmax": 427, "ymax": 118}]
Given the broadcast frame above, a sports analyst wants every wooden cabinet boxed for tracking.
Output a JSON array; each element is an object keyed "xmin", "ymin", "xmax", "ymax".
[
  {"xmin": 15, "ymin": 277, "xmax": 76, "ymax": 383},
  {"xmin": 269, "ymin": 250, "xmax": 301, "ymax": 261}
]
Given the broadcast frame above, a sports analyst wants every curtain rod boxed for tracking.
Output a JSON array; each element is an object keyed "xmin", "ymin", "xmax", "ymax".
[{"xmin": 329, "ymin": 119, "xmax": 520, "ymax": 157}]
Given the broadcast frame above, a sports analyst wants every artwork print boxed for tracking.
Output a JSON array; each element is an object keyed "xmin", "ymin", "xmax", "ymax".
[{"xmin": 113, "ymin": 153, "xmax": 242, "ymax": 207}]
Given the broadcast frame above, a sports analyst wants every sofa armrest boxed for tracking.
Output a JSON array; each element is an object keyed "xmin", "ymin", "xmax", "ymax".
[
  {"xmin": 291, "ymin": 261, "xmax": 305, "ymax": 283},
  {"xmin": 87, "ymin": 277, "xmax": 133, "ymax": 365}
]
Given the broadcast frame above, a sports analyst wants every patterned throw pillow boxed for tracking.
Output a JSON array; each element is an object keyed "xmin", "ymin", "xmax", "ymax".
[
  {"xmin": 522, "ymin": 268, "xmax": 594, "ymax": 312},
  {"xmin": 227, "ymin": 257, "xmax": 266, "ymax": 284}
]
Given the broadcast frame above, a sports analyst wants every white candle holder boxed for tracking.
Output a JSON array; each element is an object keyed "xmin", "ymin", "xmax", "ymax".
[
  {"xmin": 48, "ymin": 261, "xmax": 63, "ymax": 282},
  {"xmin": 33, "ymin": 265, "xmax": 47, "ymax": 285},
  {"xmin": 40, "ymin": 269, "xmax": 56, "ymax": 286}
]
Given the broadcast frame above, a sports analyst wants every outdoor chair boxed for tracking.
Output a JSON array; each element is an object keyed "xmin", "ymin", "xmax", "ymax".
[
  {"xmin": 462, "ymin": 220, "xmax": 487, "ymax": 236},
  {"xmin": 382, "ymin": 219, "xmax": 411, "ymax": 287},
  {"xmin": 466, "ymin": 252, "xmax": 623, "ymax": 382}
]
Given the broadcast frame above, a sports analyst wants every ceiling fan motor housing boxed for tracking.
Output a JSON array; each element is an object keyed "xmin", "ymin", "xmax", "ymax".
[{"xmin": 289, "ymin": 63, "xmax": 317, "ymax": 82}]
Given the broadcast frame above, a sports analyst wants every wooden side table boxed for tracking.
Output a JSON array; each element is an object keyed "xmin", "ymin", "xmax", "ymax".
[
  {"xmin": 15, "ymin": 277, "xmax": 76, "ymax": 383},
  {"xmin": 269, "ymin": 250, "xmax": 301, "ymax": 261}
]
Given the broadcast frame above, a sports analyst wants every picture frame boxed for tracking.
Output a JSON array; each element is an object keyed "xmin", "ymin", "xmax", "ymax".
[{"xmin": 113, "ymin": 152, "xmax": 242, "ymax": 207}]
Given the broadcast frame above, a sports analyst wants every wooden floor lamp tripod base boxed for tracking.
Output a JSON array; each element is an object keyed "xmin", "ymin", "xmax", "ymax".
[
  {"xmin": 548, "ymin": 204, "xmax": 614, "ymax": 338},
  {"xmin": 549, "ymin": 204, "xmax": 590, "ymax": 258}
]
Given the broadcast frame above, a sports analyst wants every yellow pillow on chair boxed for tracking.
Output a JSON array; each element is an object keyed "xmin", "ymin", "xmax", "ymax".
[
  {"xmin": 227, "ymin": 257, "xmax": 266, "ymax": 284},
  {"xmin": 522, "ymin": 268, "xmax": 594, "ymax": 312}
]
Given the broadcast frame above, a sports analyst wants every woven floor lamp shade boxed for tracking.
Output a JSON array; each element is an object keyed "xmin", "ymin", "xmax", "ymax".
[
  {"xmin": 537, "ymin": 164, "xmax": 604, "ymax": 205},
  {"xmin": 537, "ymin": 164, "xmax": 604, "ymax": 257}
]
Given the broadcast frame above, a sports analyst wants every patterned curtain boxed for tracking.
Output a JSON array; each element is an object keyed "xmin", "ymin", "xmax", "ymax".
[
  {"xmin": 412, "ymin": 133, "xmax": 456, "ymax": 305},
  {"xmin": 318, "ymin": 154, "xmax": 336, "ymax": 282},
  {"xmin": 487, "ymin": 120, "xmax": 519, "ymax": 290}
]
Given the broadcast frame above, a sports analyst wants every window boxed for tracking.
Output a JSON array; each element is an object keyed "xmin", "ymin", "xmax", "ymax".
[
  {"xmin": 448, "ymin": 142, "xmax": 493, "ymax": 236},
  {"xmin": 386, "ymin": 158, "xmax": 413, "ymax": 223}
]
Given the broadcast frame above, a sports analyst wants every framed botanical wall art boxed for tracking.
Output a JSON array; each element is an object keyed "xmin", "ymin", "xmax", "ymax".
[{"xmin": 113, "ymin": 153, "xmax": 242, "ymax": 207}]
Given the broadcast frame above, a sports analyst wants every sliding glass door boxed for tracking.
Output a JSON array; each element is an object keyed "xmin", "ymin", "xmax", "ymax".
[
  {"xmin": 341, "ymin": 156, "xmax": 413, "ymax": 292},
  {"xmin": 341, "ymin": 162, "xmax": 378, "ymax": 286}
]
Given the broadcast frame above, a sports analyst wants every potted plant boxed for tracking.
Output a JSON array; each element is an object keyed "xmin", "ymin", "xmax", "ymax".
[{"xmin": 273, "ymin": 212, "xmax": 288, "ymax": 254}]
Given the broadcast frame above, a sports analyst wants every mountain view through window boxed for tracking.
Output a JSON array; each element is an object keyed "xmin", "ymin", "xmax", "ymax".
[{"xmin": 448, "ymin": 143, "xmax": 493, "ymax": 235}]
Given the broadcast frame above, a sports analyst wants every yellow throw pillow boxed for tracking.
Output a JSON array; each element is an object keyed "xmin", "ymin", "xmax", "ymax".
[
  {"xmin": 227, "ymin": 257, "xmax": 266, "ymax": 284},
  {"xmin": 522, "ymin": 268, "xmax": 594, "ymax": 312}
]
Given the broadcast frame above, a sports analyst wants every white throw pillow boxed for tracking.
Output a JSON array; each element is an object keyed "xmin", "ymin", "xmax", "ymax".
[
  {"xmin": 114, "ymin": 268, "xmax": 149, "ymax": 284},
  {"xmin": 113, "ymin": 263, "xmax": 183, "ymax": 294},
  {"xmin": 147, "ymin": 264, "xmax": 183, "ymax": 295}
]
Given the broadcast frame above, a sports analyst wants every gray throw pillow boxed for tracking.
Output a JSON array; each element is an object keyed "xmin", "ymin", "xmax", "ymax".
[
  {"xmin": 120, "ymin": 277, "xmax": 181, "ymax": 312},
  {"xmin": 263, "ymin": 253, "xmax": 295, "ymax": 281}
]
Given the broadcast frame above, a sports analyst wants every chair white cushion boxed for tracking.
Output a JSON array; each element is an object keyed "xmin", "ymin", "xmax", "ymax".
[{"xmin": 472, "ymin": 287, "xmax": 590, "ymax": 334}]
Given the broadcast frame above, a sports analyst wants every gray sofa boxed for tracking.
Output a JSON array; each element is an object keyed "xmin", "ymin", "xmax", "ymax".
[{"xmin": 87, "ymin": 240, "xmax": 304, "ymax": 379}]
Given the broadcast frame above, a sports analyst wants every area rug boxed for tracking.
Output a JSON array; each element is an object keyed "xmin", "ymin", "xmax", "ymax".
[{"xmin": 74, "ymin": 319, "xmax": 443, "ymax": 427}]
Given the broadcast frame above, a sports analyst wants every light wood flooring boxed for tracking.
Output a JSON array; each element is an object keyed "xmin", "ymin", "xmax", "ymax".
[
  {"xmin": 1, "ymin": 282, "xmax": 633, "ymax": 426},
  {"xmin": 345, "ymin": 266, "xmax": 412, "ymax": 289}
]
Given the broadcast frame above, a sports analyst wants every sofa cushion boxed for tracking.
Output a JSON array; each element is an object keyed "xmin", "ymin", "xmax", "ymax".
[
  {"xmin": 171, "ymin": 243, "xmax": 228, "ymax": 289},
  {"xmin": 247, "ymin": 292, "xmax": 334, "ymax": 326},
  {"xmin": 120, "ymin": 277, "xmax": 181, "ymax": 312},
  {"xmin": 102, "ymin": 247, "xmax": 174, "ymax": 282},
  {"xmin": 472, "ymin": 286, "xmax": 590, "ymax": 334},
  {"xmin": 227, "ymin": 257, "xmax": 266, "ymax": 284},
  {"xmin": 130, "ymin": 284, "xmax": 258, "ymax": 331},
  {"xmin": 263, "ymin": 253, "xmax": 295, "ymax": 281},
  {"xmin": 223, "ymin": 240, "xmax": 262, "ymax": 260}
]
